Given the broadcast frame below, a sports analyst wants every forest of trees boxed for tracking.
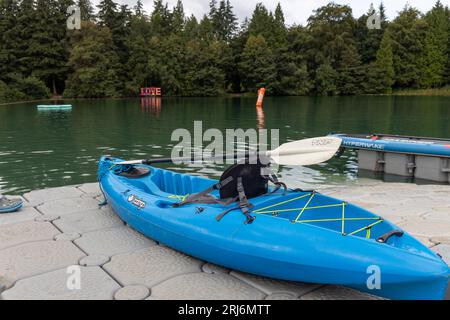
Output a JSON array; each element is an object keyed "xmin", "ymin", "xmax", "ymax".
[{"xmin": 1, "ymin": 0, "xmax": 450, "ymax": 102}]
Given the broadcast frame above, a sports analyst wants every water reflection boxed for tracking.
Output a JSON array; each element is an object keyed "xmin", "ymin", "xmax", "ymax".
[
  {"xmin": 140, "ymin": 97, "xmax": 162, "ymax": 117},
  {"xmin": 256, "ymin": 106, "xmax": 265, "ymax": 129},
  {"xmin": 1, "ymin": 96, "xmax": 449, "ymax": 194}
]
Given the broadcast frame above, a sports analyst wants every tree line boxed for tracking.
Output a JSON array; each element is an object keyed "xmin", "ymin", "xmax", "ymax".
[{"xmin": 1, "ymin": 0, "xmax": 450, "ymax": 102}]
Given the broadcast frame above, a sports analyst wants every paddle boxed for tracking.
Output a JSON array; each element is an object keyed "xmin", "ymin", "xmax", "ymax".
[{"xmin": 117, "ymin": 136, "xmax": 342, "ymax": 166}]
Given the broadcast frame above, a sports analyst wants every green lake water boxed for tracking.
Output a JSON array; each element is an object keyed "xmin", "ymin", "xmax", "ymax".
[{"xmin": 1, "ymin": 96, "xmax": 449, "ymax": 194}]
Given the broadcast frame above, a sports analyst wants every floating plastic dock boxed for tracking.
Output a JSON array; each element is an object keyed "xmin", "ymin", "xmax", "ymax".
[
  {"xmin": 332, "ymin": 133, "xmax": 450, "ymax": 183},
  {"xmin": 37, "ymin": 104, "xmax": 72, "ymax": 111}
]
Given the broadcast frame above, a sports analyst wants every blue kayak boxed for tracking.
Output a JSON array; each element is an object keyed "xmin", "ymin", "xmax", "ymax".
[
  {"xmin": 98, "ymin": 156, "xmax": 449, "ymax": 300},
  {"xmin": 332, "ymin": 133, "xmax": 450, "ymax": 158}
]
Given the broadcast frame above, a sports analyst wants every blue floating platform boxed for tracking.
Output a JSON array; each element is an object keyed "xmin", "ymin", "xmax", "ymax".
[
  {"xmin": 37, "ymin": 104, "xmax": 72, "ymax": 111},
  {"xmin": 332, "ymin": 133, "xmax": 450, "ymax": 158}
]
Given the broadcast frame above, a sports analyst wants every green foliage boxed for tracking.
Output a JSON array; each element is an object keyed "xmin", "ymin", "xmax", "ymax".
[
  {"xmin": 0, "ymin": 80, "xmax": 25, "ymax": 103},
  {"xmin": 13, "ymin": 76, "xmax": 51, "ymax": 99},
  {"xmin": 1, "ymin": 0, "xmax": 450, "ymax": 101},
  {"xmin": 373, "ymin": 31, "xmax": 395, "ymax": 93},
  {"xmin": 64, "ymin": 22, "xmax": 121, "ymax": 98},
  {"xmin": 419, "ymin": 1, "xmax": 448, "ymax": 88},
  {"xmin": 355, "ymin": 3, "xmax": 387, "ymax": 64},
  {"xmin": 78, "ymin": 0, "xmax": 95, "ymax": 21},
  {"xmin": 0, "ymin": 76, "xmax": 50, "ymax": 103},
  {"xmin": 315, "ymin": 62, "xmax": 338, "ymax": 96},
  {"xmin": 389, "ymin": 6, "xmax": 427, "ymax": 89},
  {"xmin": 239, "ymin": 35, "xmax": 275, "ymax": 93}
]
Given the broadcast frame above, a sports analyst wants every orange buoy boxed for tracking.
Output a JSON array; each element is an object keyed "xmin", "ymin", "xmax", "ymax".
[{"xmin": 256, "ymin": 87, "xmax": 265, "ymax": 107}]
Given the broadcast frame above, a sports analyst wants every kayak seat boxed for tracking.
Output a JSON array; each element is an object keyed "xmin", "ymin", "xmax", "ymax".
[{"xmin": 148, "ymin": 167, "xmax": 217, "ymax": 196}]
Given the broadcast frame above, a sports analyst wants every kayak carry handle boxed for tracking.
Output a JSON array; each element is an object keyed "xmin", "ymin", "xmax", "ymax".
[{"xmin": 377, "ymin": 230, "xmax": 404, "ymax": 243}]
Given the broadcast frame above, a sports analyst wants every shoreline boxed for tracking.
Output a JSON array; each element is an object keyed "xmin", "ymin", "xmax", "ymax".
[{"xmin": 3, "ymin": 88, "xmax": 450, "ymax": 106}]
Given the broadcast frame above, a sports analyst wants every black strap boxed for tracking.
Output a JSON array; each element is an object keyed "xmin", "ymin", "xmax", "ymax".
[
  {"xmin": 266, "ymin": 174, "xmax": 287, "ymax": 194},
  {"xmin": 238, "ymin": 177, "xmax": 255, "ymax": 224},
  {"xmin": 172, "ymin": 176, "xmax": 235, "ymax": 207},
  {"xmin": 216, "ymin": 177, "xmax": 255, "ymax": 224}
]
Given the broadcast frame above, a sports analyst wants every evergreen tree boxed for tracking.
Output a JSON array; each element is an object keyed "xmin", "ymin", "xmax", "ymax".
[
  {"xmin": 184, "ymin": 14, "xmax": 199, "ymax": 40},
  {"xmin": 198, "ymin": 14, "xmax": 214, "ymax": 43},
  {"xmin": 315, "ymin": 62, "xmax": 338, "ymax": 96},
  {"xmin": 307, "ymin": 3, "xmax": 363, "ymax": 95},
  {"xmin": 248, "ymin": 3, "xmax": 273, "ymax": 42},
  {"xmin": 389, "ymin": 6, "xmax": 427, "ymax": 88},
  {"xmin": 97, "ymin": 0, "xmax": 118, "ymax": 28},
  {"xmin": 209, "ymin": 0, "xmax": 236, "ymax": 41},
  {"xmin": 355, "ymin": 3, "xmax": 388, "ymax": 64},
  {"xmin": 419, "ymin": 1, "xmax": 448, "ymax": 88},
  {"xmin": 0, "ymin": 0, "xmax": 20, "ymax": 82},
  {"xmin": 172, "ymin": 0, "xmax": 185, "ymax": 33},
  {"xmin": 239, "ymin": 35, "xmax": 275, "ymax": 93},
  {"xmin": 272, "ymin": 2, "xmax": 287, "ymax": 46},
  {"xmin": 134, "ymin": 0, "xmax": 144, "ymax": 17},
  {"xmin": 151, "ymin": 0, "xmax": 172, "ymax": 36},
  {"xmin": 78, "ymin": 0, "xmax": 95, "ymax": 21},
  {"xmin": 374, "ymin": 30, "xmax": 395, "ymax": 93},
  {"xmin": 124, "ymin": 9, "xmax": 152, "ymax": 95},
  {"xmin": 65, "ymin": 21, "xmax": 121, "ymax": 98},
  {"xmin": 14, "ymin": 0, "xmax": 35, "ymax": 76},
  {"xmin": 28, "ymin": 0, "xmax": 70, "ymax": 95}
]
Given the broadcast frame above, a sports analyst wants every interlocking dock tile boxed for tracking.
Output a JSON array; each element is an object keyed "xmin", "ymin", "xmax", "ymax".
[
  {"xmin": 79, "ymin": 254, "xmax": 110, "ymax": 267},
  {"xmin": 74, "ymin": 226, "xmax": 156, "ymax": 256},
  {"xmin": 23, "ymin": 186, "xmax": 84, "ymax": 205},
  {"xmin": 432, "ymin": 244, "xmax": 450, "ymax": 265},
  {"xmin": 265, "ymin": 293, "xmax": 298, "ymax": 300},
  {"xmin": 0, "ymin": 240, "xmax": 85, "ymax": 288},
  {"xmin": 148, "ymin": 272, "xmax": 265, "ymax": 300},
  {"xmin": 398, "ymin": 217, "xmax": 450, "ymax": 238},
  {"xmin": 53, "ymin": 207, "xmax": 124, "ymax": 234},
  {"xmin": 230, "ymin": 271, "xmax": 321, "ymax": 298},
  {"xmin": 114, "ymin": 285, "xmax": 150, "ymax": 300},
  {"xmin": 430, "ymin": 236, "xmax": 450, "ymax": 244},
  {"xmin": 202, "ymin": 263, "xmax": 230, "ymax": 275},
  {"xmin": 423, "ymin": 207, "xmax": 450, "ymax": 220},
  {"xmin": 300, "ymin": 285, "xmax": 381, "ymax": 300},
  {"xmin": 0, "ymin": 220, "xmax": 60, "ymax": 250},
  {"xmin": 54, "ymin": 232, "xmax": 81, "ymax": 241},
  {"xmin": 77, "ymin": 183, "xmax": 102, "ymax": 198},
  {"xmin": 103, "ymin": 246, "xmax": 202, "ymax": 287},
  {"xmin": 0, "ymin": 206, "xmax": 41, "ymax": 226},
  {"xmin": 1, "ymin": 266, "xmax": 120, "ymax": 300},
  {"xmin": 37, "ymin": 197, "xmax": 100, "ymax": 216},
  {"xmin": 369, "ymin": 204, "xmax": 428, "ymax": 221}
]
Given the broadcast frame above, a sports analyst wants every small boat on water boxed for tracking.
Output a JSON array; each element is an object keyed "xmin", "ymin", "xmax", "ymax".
[
  {"xmin": 98, "ymin": 156, "xmax": 449, "ymax": 300},
  {"xmin": 36, "ymin": 104, "xmax": 72, "ymax": 111},
  {"xmin": 333, "ymin": 133, "xmax": 450, "ymax": 158}
]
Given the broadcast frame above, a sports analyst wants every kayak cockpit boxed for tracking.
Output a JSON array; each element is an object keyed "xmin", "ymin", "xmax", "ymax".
[{"xmin": 117, "ymin": 165, "xmax": 217, "ymax": 198}]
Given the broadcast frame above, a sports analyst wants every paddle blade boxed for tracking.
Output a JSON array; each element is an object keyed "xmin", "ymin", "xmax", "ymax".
[{"xmin": 266, "ymin": 136, "xmax": 342, "ymax": 166}]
